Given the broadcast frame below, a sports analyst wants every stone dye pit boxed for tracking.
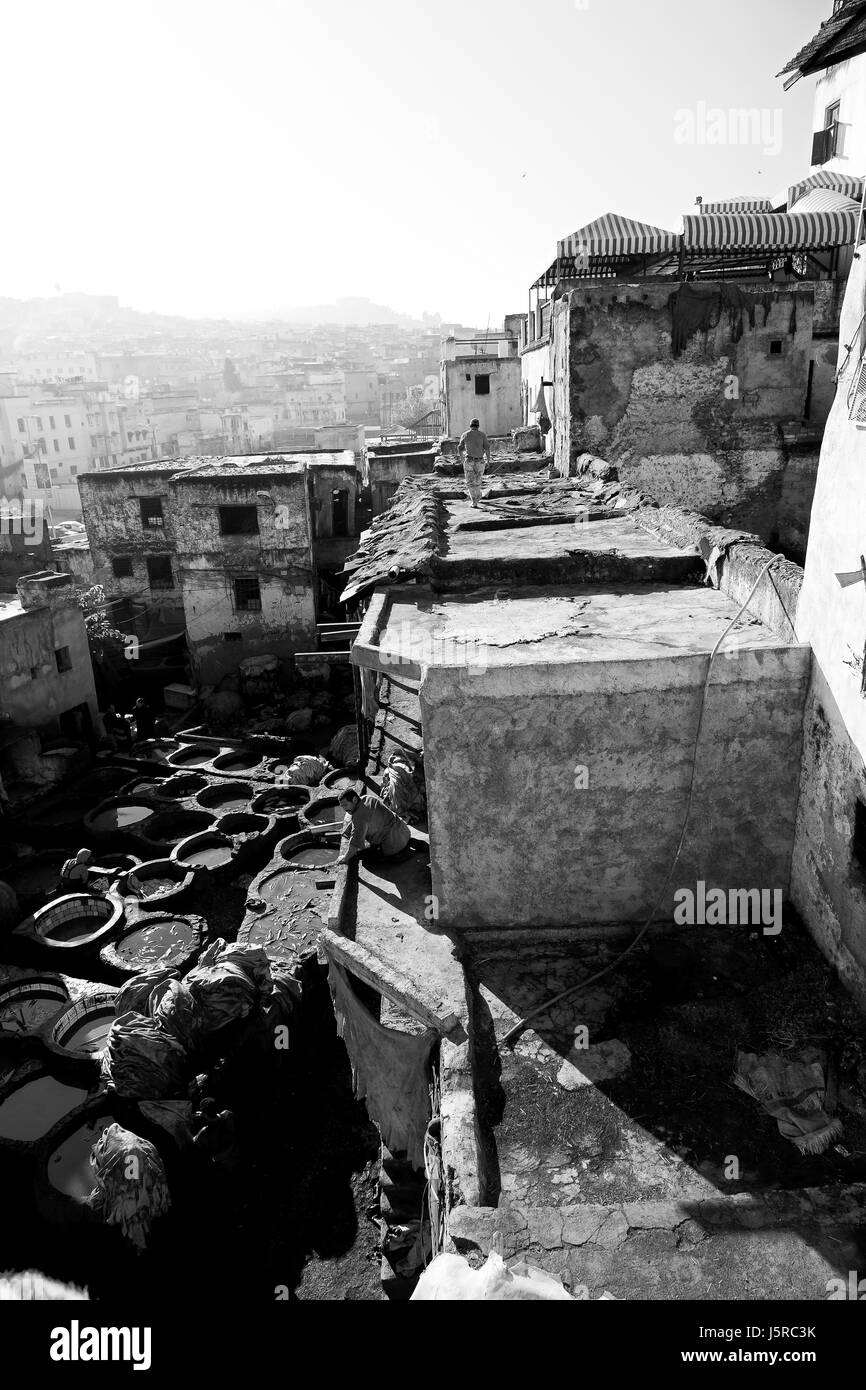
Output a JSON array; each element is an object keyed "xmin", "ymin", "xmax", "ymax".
[
  {"xmin": 196, "ymin": 782, "xmax": 254, "ymax": 814},
  {"xmin": 0, "ymin": 979, "xmax": 69, "ymax": 1036},
  {"xmin": 50, "ymin": 996, "xmax": 117, "ymax": 1056},
  {"xmin": 167, "ymin": 744, "xmax": 221, "ymax": 768},
  {"xmin": 102, "ymin": 914, "xmax": 201, "ymax": 973},
  {"xmin": 45, "ymin": 1113, "xmax": 110, "ymax": 1201},
  {"xmin": 19, "ymin": 894, "xmax": 123, "ymax": 951},
  {"xmin": 172, "ymin": 831, "xmax": 235, "ymax": 871},
  {"xmin": 140, "ymin": 809, "xmax": 216, "ymax": 848},
  {"xmin": 0, "ymin": 1075, "xmax": 90, "ymax": 1144}
]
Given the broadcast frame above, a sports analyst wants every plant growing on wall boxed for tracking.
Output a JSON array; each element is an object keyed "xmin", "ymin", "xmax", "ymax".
[{"xmin": 75, "ymin": 584, "xmax": 126, "ymax": 664}]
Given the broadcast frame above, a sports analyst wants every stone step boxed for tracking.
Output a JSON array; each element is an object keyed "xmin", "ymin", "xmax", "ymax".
[{"xmin": 446, "ymin": 1185, "xmax": 866, "ymax": 1301}]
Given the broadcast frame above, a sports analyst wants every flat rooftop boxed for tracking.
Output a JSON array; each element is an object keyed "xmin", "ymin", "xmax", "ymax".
[
  {"xmin": 80, "ymin": 450, "xmax": 355, "ymax": 483},
  {"xmin": 358, "ymin": 582, "xmax": 802, "ymax": 675}
]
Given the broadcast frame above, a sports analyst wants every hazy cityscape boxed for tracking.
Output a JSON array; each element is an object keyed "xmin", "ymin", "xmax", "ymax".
[{"xmin": 1, "ymin": 0, "xmax": 866, "ymax": 1353}]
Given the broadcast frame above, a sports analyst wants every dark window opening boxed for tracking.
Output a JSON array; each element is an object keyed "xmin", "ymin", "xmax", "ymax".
[
  {"xmin": 474, "ymin": 374, "xmax": 490, "ymax": 396},
  {"xmin": 30, "ymin": 665, "xmax": 39, "ymax": 680},
  {"xmin": 769, "ymin": 340, "xmax": 783, "ymax": 356},
  {"xmin": 55, "ymin": 646, "xmax": 72, "ymax": 673},
  {"xmin": 233, "ymin": 575, "xmax": 261, "ymax": 611},
  {"xmin": 112, "ymin": 557, "xmax": 133, "ymax": 578},
  {"xmin": 219, "ymin": 505, "xmax": 259, "ymax": 535},
  {"xmin": 331, "ymin": 488, "xmax": 349, "ymax": 537},
  {"xmin": 139, "ymin": 496, "xmax": 164, "ymax": 529},
  {"xmin": 853, "ymin": 799, "xmax": 866, "ymax": 877},
  {"xmin": 146, "ymin": 555, "xmax": 173, "ymax": 589},
  {"xmin": 465, "ymin": 373, "xmax": 471, "ymax": 382},
  {"xmin": 223, "ymin": 632, "xmax": 243, "ymax": 642}
]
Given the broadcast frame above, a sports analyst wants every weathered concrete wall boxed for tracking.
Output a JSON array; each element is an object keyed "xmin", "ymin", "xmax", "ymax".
[
  {"xmin": 78, "ymin": 467, "xmax": 184, "ymax": 615},
  {"xmin": 366, "ymin": 447, "xmax": 438, "ymax": 517},
  {"xmin": 171, "ymin": 470, "xmax": 317, "ymax": 684},
  {"xmin": 554, "ymin": 281, "xmax": 823, "ymax": 552},
  {"xmin": 444, "ymin": 357, "xmax": 522, "ymax": 438},
  {"xmin": 520, "ymin": 341, "xmax": 552, "ymax": 429},
  {"xmin": 0, "ymin": 574, "xmax": 98, "ymax": 734},
  {"xmin": 791, "ymin": 254, "xmax": 866, "ymax": 1001},
  {"xmin": 420, "ymin": 648, "xmax": 810, "ymax": 930}
]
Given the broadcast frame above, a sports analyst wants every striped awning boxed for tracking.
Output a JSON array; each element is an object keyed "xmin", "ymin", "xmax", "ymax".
[
  {"xmin": 683, "ymin": 209, "xmax": 860, "ymax": 251},
  {"xmin": 787, "ymin": 168, "xmax": 864, "ymax": 208},
  {"xmin": 699, "ymin": 198, "xmax": 773, "ymax": 214},
  {"xmin": 791, "ymin": 188, "xmax": 861, "ymax": 214},
  {"xmin": 557, "ymin": 213, "xmax": 679, "ymax": 260}
]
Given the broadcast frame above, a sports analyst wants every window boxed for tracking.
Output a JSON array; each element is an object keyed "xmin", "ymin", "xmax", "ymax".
[
  {"xmin": 146, "ymin": 555, "xmax": 173, "ymax": 589},
  {"xmin": 223, "ymin": 632, "xmax": 243, "ymax": 643},
  {"xmin": 30, "ymin": 664, "xmax": 39, "ymax": 680},
  {"xmin": 68, "ymin": 436, "xmax": 75, "ymax": 449},
  {"xmin": 219, "ymin": 504, "xmax": 259, "ymax": 535},
  {"xmin": 474, "ymin": 374, "xmax": 490, "ymax": 396},
  {"xmin": 55, "ymin": 646, "xmax": 72, "ymax": 673},
  {"xmin": 90, "ymin": 435, "xmax": 98, "ymax": 449},
  {"xmin": 112, "ymin": 556, "xmax": 133, "ymax": 578},
  {"xmin": 70, "ymin": 465, "xmax": 77, "ymax": 476},
  {"xmin": 127, "ymin": 432, "xmax": 133, "ymax": 443},
  {"xmin": 233, "ymin": 575, "xmax": 261, "ymax": 611},
  {"xmin": 49, "ymin": 416, "xmax": 55, "ymax": 429},
  {"xmin": 35, "ymin": 417, "xmax": 42, "ymax": 429},
  {"xmin": 769, "ymin": 339, "xmax": 783, "ymax": 355},
  {"xmin": 852, "ymin": 799, "xmax": 866, "ymax": 874},
  {"xmin": 331, "ymin": 488, "xmax": 349, "ymax": 537},
  {"xmin": 139, "ymin": 496, "xmax": 164, "ymax": 528},
  {"xmin": 53, "ymin": 439, "xmax": 60, "ymax": 452},
  {"xmin": 64, "ymin": 414, "xmax": 71, "ymax": 428},
  {"xmin": 17, "ymin": 418, "xmax": 25, "ymax": 432}
]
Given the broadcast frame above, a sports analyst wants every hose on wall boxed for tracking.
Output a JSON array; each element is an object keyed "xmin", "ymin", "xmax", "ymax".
[{"xmin": 502, "ymin": 553, "xmax": 786, "ymax": 1048}]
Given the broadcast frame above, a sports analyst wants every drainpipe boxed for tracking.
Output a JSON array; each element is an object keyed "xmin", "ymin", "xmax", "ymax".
[{"xmin": 352, "ymin": 661, "xmax": 368, "ymax": 773}]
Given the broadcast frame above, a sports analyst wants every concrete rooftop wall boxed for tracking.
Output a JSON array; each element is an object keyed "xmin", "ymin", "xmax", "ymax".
[
  {"xmin": 421, "ymin": 647, "xmax": 810, "ymax": 931},
  {"xmin": 790, "ymin": 253, "xmax": 866, "ymax": 1001},
  {"xmin": 552, "ymin": 282, "xmax": 824, "ymax": 556}
]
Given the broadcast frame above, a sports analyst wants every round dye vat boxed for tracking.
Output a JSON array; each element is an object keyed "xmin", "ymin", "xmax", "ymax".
[
  {"xmin": 0, "ymin": 1076, "xmax": 89, "ymax": 1142},
  {"xmin": 169, "ymin": 745, "xmax": 219, "ymax": 767},
  {"xmin": 47, "ymin": 1115, "xmax": 108, "ymax": 1199},
  {"xmin": 251, "ymin": 787, "xmax": 309, "ymax": 816},
  {"xmin": 186, "ymin": 844, "xmax": 233, "ymax": 868},
  {"xmin": 61, "ymin": 1014, "xmax": 113, "ymax": 1054},
  {"xmin": 142, "ymin": 810, "xmax": 214, "ymax": 846},
  {"xmin": 114, "ymin": 917, "xmax": 197, "ymax": 967},
  {"xmin": 0, "ymin": 981, "xmax": 68, "ymax": 1036},
  {"xmin": 197, "ymin": 782, "xmax": 253, "ymax": 814},
  {"xmin": 157, "ymin": 773, "xmax": 208, "ymax": 800},
  {"xmin": 212, "ymin": 750, "xmax": 260, "ymax": 773},
  {"xmin": 91, "ymin": 803, "xmax": 153, "ymax": 833},
  {"xmin": 44, "ymin": 915, "xmax": 99, "ymax": 943},
  {"xmin": 285, "ymin": 846, "xmax": 339, "ymax": 868},
  {"xmin": 304, "ymin": 800, "xmax": 343, "ymax": 826}
]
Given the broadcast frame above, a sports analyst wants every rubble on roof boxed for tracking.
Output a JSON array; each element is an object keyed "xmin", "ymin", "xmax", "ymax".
[{"xmin": 340, "ymin": 480, "xmax": 447, "ymax": 603}]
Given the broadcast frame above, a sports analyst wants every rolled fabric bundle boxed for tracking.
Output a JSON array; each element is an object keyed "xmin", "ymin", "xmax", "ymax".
[
  {"xmin": 88, "ymin": 1123, "xmax": 170, "ymax": 1251},
  {"xmin": 114, "ymin": 968, "xmax": 180, "ymax": 1018},
  {"xmin": 100, "ymin": 1011, "xmax": 188, "ymax": 1099}
]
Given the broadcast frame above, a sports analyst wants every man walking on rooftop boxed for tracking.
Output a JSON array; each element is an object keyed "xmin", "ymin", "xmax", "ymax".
[{"xmin": 458, "ymin": 417, "xmax": 490, "ymax": 507}]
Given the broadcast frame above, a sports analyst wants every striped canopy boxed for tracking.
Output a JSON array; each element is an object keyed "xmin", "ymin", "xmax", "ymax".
[
  {"xmin": 791, "ymin": 188, "xmax": 861, "ymax": 214},
  {"xmin": 683, "ymin": 208, "xmax": 860, "ymax": 251},
  {"xmin": 699, "ymin": 198, "xmax": 773, "ymax": 214},
  {"xmin": 787, "ymin": 168, "xmax": 864, "ymax": 208},
  {"xmin": 557, "ymin": 213, "xmax": 679, "ymax": 260}
]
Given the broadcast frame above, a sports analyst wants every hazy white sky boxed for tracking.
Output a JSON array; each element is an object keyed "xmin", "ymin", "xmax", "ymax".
[{"xmin": 1, "ymin": 0, "xmax": 828, "ymax": 324}]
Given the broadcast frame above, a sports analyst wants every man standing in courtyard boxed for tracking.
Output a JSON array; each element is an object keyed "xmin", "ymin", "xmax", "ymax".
[{"xmin": 458, "ymin": 417, "xmax": 490, "ymax": 507}]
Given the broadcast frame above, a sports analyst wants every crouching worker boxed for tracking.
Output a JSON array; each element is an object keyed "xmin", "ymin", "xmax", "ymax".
[
  {"xmin": 59, "ymin": 847, "xmax": 93, "ymax": 894},
  {"xmin": 335, "ymin": 788, "xmax": 412, "ymax": 866}
]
